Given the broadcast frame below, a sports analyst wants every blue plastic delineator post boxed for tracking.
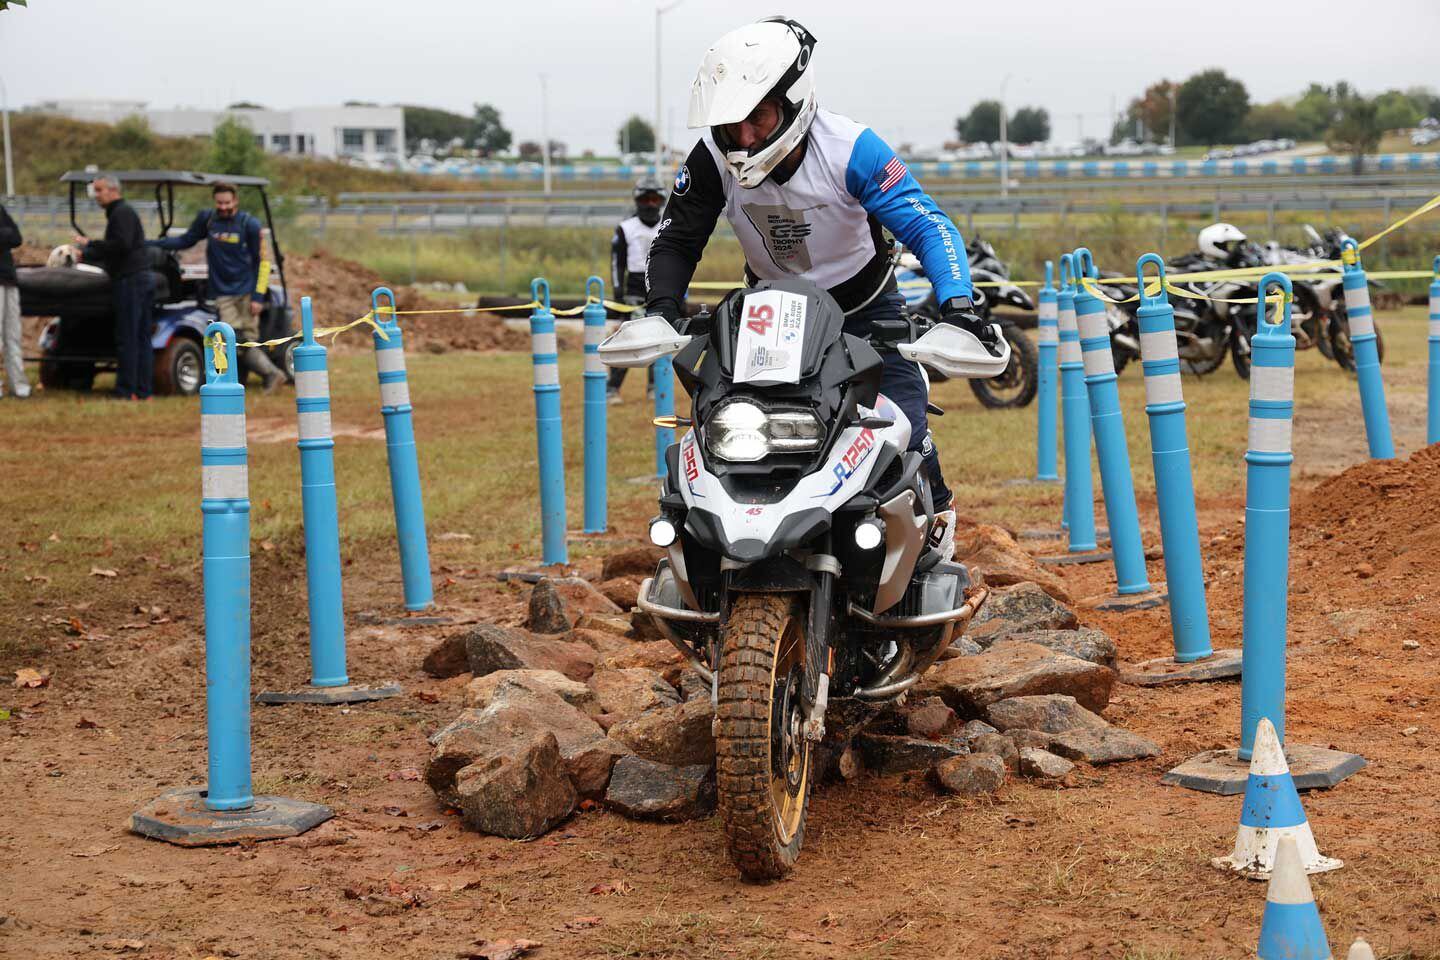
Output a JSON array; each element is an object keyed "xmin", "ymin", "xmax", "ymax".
[
  {"xmin": 1056, "ymin": 254, "xmax": 1097, "ymax": 552},
  {"xmin": 582, "ymin": 277, "xmax": 609, "ymax": 534},
  {"xmin": 371, "ymin": 287, "xmax": 434, "ymax": 610},
  {"xmin": 1135, "ymin": 255, "xmax": 1212, "ymax": 662},
  {"xmin": 1340, "ymin": 239, "xmax": 1394, "ymax": 460},
  {"xmin": 1239, "ymin": 273, "xmax": 1297, "ymax": 761},
  {"xmin": 653, "ymin": 354, "xmax": 676, "ymax": 479},
  {"xmin": 1035, "ymin": 260, "xmax": 1060, "ymax": 482},
  {"xmin": 200, "ymin": 321, "xmax": 253, "ymax": 811},
  {"xmin": 293, "ymin": 298, "xmax": 348, "ymax": 687},
  {"xmin": 529, "ymin": 278, "xmax": 569, "ymax": 565},
  {"xmin": 1428, "ymin": 255, "xmax": 1440, "ymax": 445},
  {"xmin": 1072, "ymin": 247, "xmax": 1149, "ymax": 592}
]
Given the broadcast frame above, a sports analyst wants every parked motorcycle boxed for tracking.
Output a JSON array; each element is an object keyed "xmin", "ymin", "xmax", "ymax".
[
  {"xmin": 895, "ymin": 238, "xmax": 1038, "ymax": 408},
  {"xmin": 599, "ymin": 277, "xmax": 1009, "ymax": 880},
  {"xmin": 1265, "ymin": 225, "xmax": 1384, "ymax": 372}
]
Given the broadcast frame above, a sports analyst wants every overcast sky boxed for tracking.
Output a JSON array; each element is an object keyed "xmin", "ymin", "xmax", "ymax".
[{"xmin": 3, "ymin": 0, "xmax": 1438, "ymax": 154}]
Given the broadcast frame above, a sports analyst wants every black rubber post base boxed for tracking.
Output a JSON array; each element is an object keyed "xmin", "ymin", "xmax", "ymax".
[
  {"xmin": 1003, "ymin": 477, "xmax": 1064, "ymax": 488},
  {"xmin": 129, "ymin": 788, "xmax": 333, "ymax": 846},
  {"xmin": 1118, "ymin": 649, "xmax": 1243, "ymax": 687},
  {"xmin": 1037, "ymin": 549, "xmax": 1115, "ymax": 566},
  {"xmin": 1080, "ymin": 586, "xmax": 1169, "ymax": 613},
  {"xmin": 255, "ymin": 681, "xmax": 403, "ymax": 706},
  {"xmin": 379, "ymin": 616, "xmax": 452, "ymax": 627},
  {"xmin": 1162, "ymin": 745, "xmax": 1367, "ymax": 795},
  {"xmin": 1022, "ymin": 525, "xmax": 1110, "ymax": 542}
]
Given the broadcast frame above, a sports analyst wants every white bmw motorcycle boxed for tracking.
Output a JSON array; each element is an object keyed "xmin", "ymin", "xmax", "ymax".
[{"xmin": 600, "ymin": 277, "xmax": 1008, "ymax": 880}]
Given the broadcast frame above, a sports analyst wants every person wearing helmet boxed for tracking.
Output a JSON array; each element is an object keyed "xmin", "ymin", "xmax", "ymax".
[
  {"xmin": 645, "ymin": 16, "xmax": 993, "ymax": 557},
  {"xmin": 1197, "ymin": 222, "xmax": 1251, "ymax": 268},
  {"xmin": 608, "ymin": 178, "xmax": 667, "ymax": 402}
]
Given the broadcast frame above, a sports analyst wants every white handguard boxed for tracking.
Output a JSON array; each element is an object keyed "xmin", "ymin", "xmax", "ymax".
[
  {"xmin": 597, "ymin": 314, "xmax": 692, "ymax": 368},
  {"xmin": 898, "ymin": 322, "xmax": 1011, "ymax": 379}
]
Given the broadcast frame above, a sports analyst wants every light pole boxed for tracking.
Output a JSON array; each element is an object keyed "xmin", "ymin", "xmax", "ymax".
[
  {"xmin": 655, "ymin": 0, "xmax": 687, "ymax": 176},
  {"xmin": 0, "ymin": 75, "xmax": 13, "ymax": 199},
  {"xmin": 1168, "ymin": 84, "xmax": 1177, "ymax": 149},
  {"xmin": 999, "ymin": 74, "xmax": 1012, "ymax": 198},
  {"xmin": 539, "ymin": 73, "xmax": 552, "ymax": 195}
]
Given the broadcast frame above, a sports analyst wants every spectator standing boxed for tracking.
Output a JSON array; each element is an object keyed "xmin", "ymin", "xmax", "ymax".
[
  {"xmin": 606, "ymin": 177, "xmax": 666, "ymax": 403},
  {"xmin": 74, "ymin": 176, "xmax": 152, "ymax": 400},
  {"xmin": 150, "ymin": 182, "xmax": 282, "ymax": 390},
  {"xmin": 0, "ymin": 201, "xmax": 30, "ymax": 398}
]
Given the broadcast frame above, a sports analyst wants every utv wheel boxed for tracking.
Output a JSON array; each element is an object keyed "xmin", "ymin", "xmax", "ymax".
[
  {"xmin": 716, "ymin": 593, "xmax": 812, "ymax": 882},
  {"xmin": 155, "ymin": 338, "xmax": 204, "ymax": 396},
  {"xmin": 968, "ymin": 323, "xmax": 1038, "ymax": 409}
]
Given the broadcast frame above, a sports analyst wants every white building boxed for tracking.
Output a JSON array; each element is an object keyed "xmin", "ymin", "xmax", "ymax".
[{"xmin": 32, "ymin": 100, "xmax": 404, "ymax": 163}]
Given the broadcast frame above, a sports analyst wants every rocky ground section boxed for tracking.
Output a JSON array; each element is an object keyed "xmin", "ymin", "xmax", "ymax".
[{"xmin": 421, "ymin": 525, "xmax": 1162, "ymax": 839}]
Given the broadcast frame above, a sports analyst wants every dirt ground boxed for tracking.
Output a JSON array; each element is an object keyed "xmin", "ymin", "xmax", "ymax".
[{"xmin": 3, "ymin": 314, "xmax": 1440, "ymax": 958}]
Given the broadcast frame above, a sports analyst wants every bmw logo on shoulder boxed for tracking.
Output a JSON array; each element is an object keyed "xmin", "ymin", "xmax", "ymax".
[{"xmin": 673, "ymin": 165, "xmax": 691, "ymax": 196}]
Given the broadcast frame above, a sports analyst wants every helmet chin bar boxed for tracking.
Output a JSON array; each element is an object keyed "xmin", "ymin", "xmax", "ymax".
[{"xmin": 714, "ymin": 96, "xmax": 816, "ymax": 188}]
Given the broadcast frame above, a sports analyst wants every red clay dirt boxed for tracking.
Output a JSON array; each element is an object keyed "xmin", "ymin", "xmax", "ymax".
[{"xmin": 3, "ymin": 452, "xmax": 1440, "ymax": 958}]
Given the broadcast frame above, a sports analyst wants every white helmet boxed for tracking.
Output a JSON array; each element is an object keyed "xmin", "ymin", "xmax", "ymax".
[
  {"xmin": 1198, "ymin": 222, "xmax": 1248, "ymax": 260},
  {"xmin": 687, "ymin": 17, "xmax": 818, "ymax": 188}
]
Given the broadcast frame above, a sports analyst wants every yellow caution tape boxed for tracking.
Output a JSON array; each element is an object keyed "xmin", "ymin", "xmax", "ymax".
[{"xmin": 205, "ymin": 312, "xmax": 389, "ymax": 375}]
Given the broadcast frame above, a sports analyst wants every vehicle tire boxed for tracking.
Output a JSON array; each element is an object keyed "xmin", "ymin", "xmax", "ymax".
[
  {"xmin": 968, "ymin": 324, "xmax": 1038, "ymax": 409},
  {"xmin": 39, "ymin": 350, "xmax": 95, "ymax": 391},
  {"xmin": 154, "ymin": 337, "xmax": 204, "ymax": 396},
  {"xmin": 716, "ymin": 593, "xmax": 813, "ymax": 882},
  {"xmin": 271, "ymin": 340, "xmax": 297, "ymax": 384},
  {"xmin": 1328, "ymin": 304, "xmax": 1384, "ymax": 374},
  {"xmin": 1231, "ymin": 327, "xmax": 1252, "ymax": 380}
]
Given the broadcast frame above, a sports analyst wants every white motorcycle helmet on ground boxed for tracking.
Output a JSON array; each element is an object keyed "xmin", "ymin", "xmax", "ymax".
[
  {"xmin": 1198, "ymin": 222, "xmax": 1248, "ymax": 261},
  {"xmin": 687, "ymin": 17, "xmax": 818, "ymax": 188}
]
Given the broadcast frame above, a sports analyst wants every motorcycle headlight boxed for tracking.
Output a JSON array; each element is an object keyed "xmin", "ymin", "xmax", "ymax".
[{"xmin": 705, "ymin": 401, "xmax": 823, "ymax": 462}]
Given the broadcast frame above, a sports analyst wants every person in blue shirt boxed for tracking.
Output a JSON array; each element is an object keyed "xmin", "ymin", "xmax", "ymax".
[
  {"xmin": 150, "ymin": 182, "xmax": 283, "ymax": 390},
  {"xmin": 646, "ymin": 17, "xmax": 998, "ymax": 558}
]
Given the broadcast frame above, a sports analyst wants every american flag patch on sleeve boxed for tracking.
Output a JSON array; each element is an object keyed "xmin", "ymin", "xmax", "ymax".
[{"xmin": 875, "ymin": 155, "xmax": 907, "ymax": 193}]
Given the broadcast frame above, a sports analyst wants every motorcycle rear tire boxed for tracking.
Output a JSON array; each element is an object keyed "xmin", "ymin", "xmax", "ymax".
[
  {"xmin": 1328, "ymin": 306, "xmax": 1384, "ymax": 374},
  {"xmin": 716, "ymin": 593, "xmax": 813, "ymax": 882},
  {"xmin": 968, "ymin": 324, "xmax": 1038, "ymax": 409}
]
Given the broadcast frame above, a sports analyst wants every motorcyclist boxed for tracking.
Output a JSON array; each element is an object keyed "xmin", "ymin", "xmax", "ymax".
[
  {"xmin": 607, "ymin": 177, "xmax": 666, "ymax": 403},
  {"xmin": 644, "ymin": 16, "xmax": 992, "ymax": 557}
]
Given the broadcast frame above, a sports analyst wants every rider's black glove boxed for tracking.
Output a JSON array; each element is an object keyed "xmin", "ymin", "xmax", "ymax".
[{"xmin": 940, "ymin": 297, "xmax": 1002, "ymax": 357}]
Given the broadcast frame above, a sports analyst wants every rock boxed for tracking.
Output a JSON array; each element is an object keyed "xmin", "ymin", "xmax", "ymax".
[
  {"xmin": 564, "ymin": 736, "xmax": 633, "ymax": 798},
  {"xmin": 1005, "ymin": 728, "xmax": 1056, "ymax": 752},
  {"xmin": 629, "ymin": 610, "xmax": 665, "ymax": 642},
  {"xmin": 601, "ymin": 546, "xmax": 666, "ymax": 581},
  {"xmin": 1402, "ymin": 639, "xmax": 1421, "ymax": 651},
  {"xmin": 421, "ymin": 634, "xmax": 469, "ymax": 678},
  {"xmin": 967, "ymin": 583, "xmax": 1080, "ymax": 644},
  {"xmin": 609, "ymin": 698, "xmax": 714, "ymax": 767},
  {"xmin": 1402, "ymin": 726, "xmax": 1420, "ymax": 737},
  {"xmin": 1049, "ymin": 727, "xmax": 1161, "ymax": 765},
  {"xmin": 604, "ymin": 756, "xmax": 715, "ymax": 821},
  {"xmin": 596, "ymin": 577, "xmax": 644, "ymax": 612},
  {"xmin": 940, "ymin": 636, "xmax": 985, "ymax": 661},
  {"xmin": 1010, "ymin": 627, "xmax": 1118, "ymax": 667},
  {"xmin": 920, "ymin": 640, "xmax": 1114, "ymax": 716},
  {"xmin": 904, "ymin": 696, "xmax": 958, "ymax": 739},
  {"xmin": 677, "ymin": 670, "xmax": 709, "ymax": 703},
  {"xmin": 1354, "ymin": 562, "xmax": 1375, "ymax": 579},
  {"xmin": 970, "ymin": 732, "xmax": 1019, "ymax": 770},
  {"xmin": 569, "ymin": 627, "xmax": 631, "ymax": 660},
  {"xmin": 1018, "ymin": 747, "xmax": 1074, "ymax": 781},
  {"xmin": 600, "ymin": 639, "xmax": 683, "ymax": 675},
  {"xmin": 837, "ymin": 744, "xmax": 863, "ymax": 781},
  {"xmin": 574, "ymin": 613, "xmax": 632, "ymax": 638},
  {"xmin": 452, "ymin": 732, "xmax": 577, "ymax": 839},
  {"xmin": 463, "ymin": 623, "xmax": 597, "ymax": 682},
  {"xmin": 985, "ymin": 695, "xmax": 1109, "ymax": 735},
  {"xmin": 953, "ymin": 524, "xmax": 1072, "ymax": 604},
  {"xmin": 526, "ymin": 577, "xmax": 622, "ymax": 633},
  {"xmin": 588, "ymin": 668, "xmax": 680, "ymax": 719},
  {"xmin": 856, "ymin": 732, "xmax": 967, "ymax": 775},
  {"xmin": 464, "ymin": 669, "xmax": 599, "ymax": 715},
  {"xmin": 934, "ymin": 753, "xmax": 1006, "ymax": 796}
]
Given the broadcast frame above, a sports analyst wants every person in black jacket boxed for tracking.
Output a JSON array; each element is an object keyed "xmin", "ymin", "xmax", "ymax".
[
  {"xmin": 606, "ymin": 177, "xmax": 665, "ymax": 403},
  {"xmin": 74, "ymin": 176, "xmax": 152, "ymax": 399},
  {"xmin": 0, "ymin": 202, "xmax": 30, "ymax": 398}
]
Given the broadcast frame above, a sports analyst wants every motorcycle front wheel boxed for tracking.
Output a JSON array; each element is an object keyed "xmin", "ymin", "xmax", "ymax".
[
  {"xmin": 716, "ymin": 593, "xmax": 813, "ymax": 882},
  {"xmin": 1328, "ymin": 304, "xmax": 1385, "ymax": 374},
  {"xmin": 968, "ymin": 324, "xmax": 1039, "ymax": 409}
]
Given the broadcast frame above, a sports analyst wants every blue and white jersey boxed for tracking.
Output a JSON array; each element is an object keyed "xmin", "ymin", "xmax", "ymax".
[{"xmin": 646, "ymin": 108, "xmax": 971, "ymax": 317}]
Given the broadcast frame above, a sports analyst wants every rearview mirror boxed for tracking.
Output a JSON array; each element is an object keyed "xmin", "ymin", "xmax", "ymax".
[
  {"xmin": 597, "ymin": 315, "xmax": 692, "ymax": 368},
  {"xmin": 898, "ymin": 323, "xmax": 1011, "ymax": 380}
]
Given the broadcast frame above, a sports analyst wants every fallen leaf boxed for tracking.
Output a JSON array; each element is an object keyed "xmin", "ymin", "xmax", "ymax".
[
  {"xmin": 76, "ymin": 717, "xmax": 101, "ymax": 730},
  {"xmin": 386, "ymin": 768, "xmax": 422, "ymax": 782},
  {"xmin": 24, "ymin": 575, "xmax": 50, "ymax": 585},
  {"xmin": 66, "ymin": 618, "xmax": 87, "ymax": 636},
  {"xmin": 72, "ymin": 843, "xmax": 119, "ymax": 858},
  {"xmin": 588, "ymin": 879, "xmax": 632, "ymax": 896},
  {"xmin": 260, "ymin": 540, "xmax": 276, "ymax": 552},
  {"xmin": 47, "ymin": 532, "xmax": 60, "ymax": 542},
  {"xmin": 561, "ymin": 916, "xmax": 602, "ymax": 932},
  {"xmin": 14, "ymin": 668, "xmax": 49, "ymax": 689},
  {"xmin": 382, "ymin": 805, "xmax": 409, "ymax": 818},
  {"xmin": 101, "ymin": 940, "xmax": 146, "ymax": 952},
  {"xmin": 462, "ymin": 939, "xmax": 542, "ymax": 960},
  {"xmin": 90, "ymin": 567, "xmax": 118, "ymax": 578}
]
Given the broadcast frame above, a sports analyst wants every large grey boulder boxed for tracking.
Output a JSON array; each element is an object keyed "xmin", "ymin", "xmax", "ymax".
[
  {"xmin": 1009, "ymin": 627, "xmax": 1118, "ymax": 668},
  {"xmin": 526, "ymin": 577, "xmax": 622, "ymax": 633},
  {"xmin": 421, "ymin": 633, "xmax": 469, "ymax": 678},
  {"xmin": 1049, "ymin": 727, "xmax": 1161, "ymax": 765},
  {"xmin": 588, "ymin": 668, "xmax": 680, "ymax": 719},
  {"xmin": 985, "ymin": 695, "xmax": 1109, "ymax": 735},
  {"xmin": 465, "ymin": 669, "xmax": 599, "ymax": 715},
  {"xmin": 933, "ymin": 753, "xmax": 1006, "ymax": 796},
  {"xmin": 919, "ymin": 640, "xmax": 1114, "ymax": 716},
  {"xmin": 463, "ymin": 623, "xmax": 597, "ymax": 682},
  {"xmin": 1018, "ymin": 747, "xmax": 1074, "ymax": 781},
  {"xmin": 856, "ymin": 732, "xmax": 967, "ymax": 775},
  {"xmin": 452, "ymin": 732, "xmax": 577, "ymax": 839},
  {"xmin": 967, "ymin": 583, "xmax": 1080, "ymax": 645},
  {"xmin": 609, "ymin": 698, "xmax": 714, "ymax": 767},
  {"xmin": 604, "ymin": 756, "xmax": 715, "ymax": 821}
]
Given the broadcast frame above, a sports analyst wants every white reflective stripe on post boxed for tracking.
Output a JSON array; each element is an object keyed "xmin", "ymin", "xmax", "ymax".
[
  {"xmin": 1139, "ymin": 329, "xmax": 1179, "ymax": 361},
  {"xmin": 1249, "ymin": 417, "xmax": 1292, "ymax": 454},
  {"xmin": 201, "ymin": 413, "xmax": 246, "ymax": 449},
  {"xmin": 1250, "ymin": 364, "xmax": 1295, "ymax": 402},
  {"xmin": 532, "ymin": 331, "xmax": 558, "ymax": 356},
  {"xmin": 1144, "ymin": 371, "xmax": 1184, "ymax": 406},
  {"xmin": 533, "ymin": 363, "xmax": 560, "ymax": 387},
  {"xmin": 1081, "ymin": 339, "xmax": 1116, "ymax": 378},
  {"xmin": 202, "ymin": 463, "xmax": 249, "ymax": 500},
  {"xmin": 379, "ymin": 379, "xmax": 411, "ymax": 407},
  {"xmin": 1058, "ymin": 307, "xmax": 1078, "ymax": 334},
  {"xmin": 1348, "ymin": 309, "xmax": 1375, "ymax": 337},
  {"xmin": 1038, "ymin": 302, "xmax": 1058, "ymax": 321},
  {"xmin": 1076, "ymin": 309, "xmax": 1108, "ymax": 342},
  {"xmin": 1430, "ymin": 318, "xmax": 1440, "ymax": 337},
  {"xmin": 585, "ymin": 352, "xmax": 604, "ymax": 373},
  {"xmin": 1059, "ymin": 338, "xmax": 1083, "ymax": 364},
  {"xmin": 1343, "ymin": 284, "xmax": 1370, "ymax": 314},
  {"xmin": 297, "ymin": 409, "xmax": 333, "ymax": 441},
  {"xmin": 376, "ymin": 347, "xmax": 407, "ymax": 373},
  {"xmin": 1037, "ymin": 325, "xmax": 1059, "ymax": 344},
  {"xmin": 295, "ymin": 368, "xmax": 330, "ymax": 399},
  {"xmin": 584, "ymin": 324, "xmax": 605, "ymax": 345}
]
